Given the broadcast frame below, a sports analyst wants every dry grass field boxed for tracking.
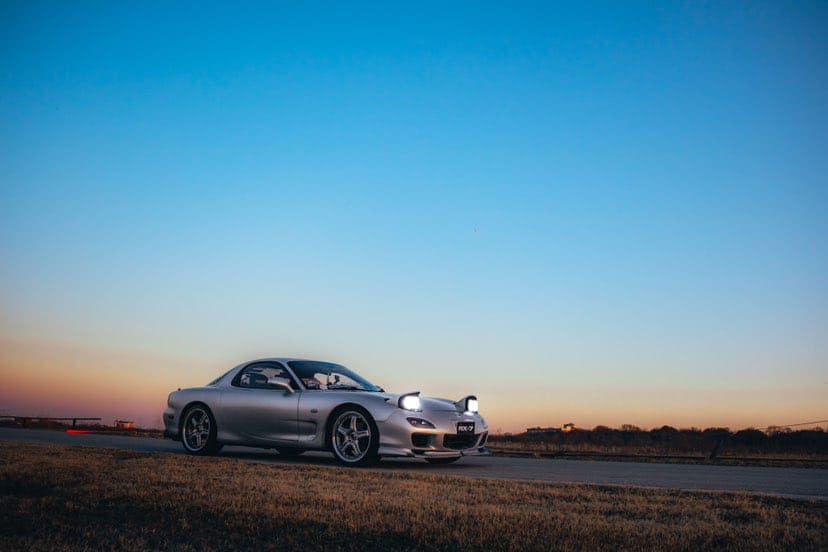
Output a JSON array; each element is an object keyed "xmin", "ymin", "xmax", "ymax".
[
  {"xmin": 1, "ymin": 442, "xmax": 825, "ymax": 551},
  {"xmin": 486, "ymin": 443, "xmax": 828, "ymax": 468}
]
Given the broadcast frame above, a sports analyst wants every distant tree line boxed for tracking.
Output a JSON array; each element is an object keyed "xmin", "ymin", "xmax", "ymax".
[{"xmin": 490, "ymin": 426, "xmax": 828, "ymax": 457}]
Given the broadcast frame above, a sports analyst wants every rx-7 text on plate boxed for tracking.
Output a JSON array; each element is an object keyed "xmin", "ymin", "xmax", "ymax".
[{"xmin": 163, "ymin": 358, "xmax": 489, "ymax": 466}]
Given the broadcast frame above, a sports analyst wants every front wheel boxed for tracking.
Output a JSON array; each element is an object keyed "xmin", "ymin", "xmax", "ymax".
[
  {"xmin": 330, "ymin": 408, "xmax": 379, "ymax": 467},
  {"xmin": 181, "ymin": 405, "xmax": 220, "ymax": 455},
  {"xmin": 426, "ymin": 456, "xmax": 461, "ymax": 465}
]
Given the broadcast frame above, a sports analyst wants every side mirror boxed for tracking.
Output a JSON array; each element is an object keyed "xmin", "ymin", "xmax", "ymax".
[{"xmin": 267, "ymin": 377, "xmax": 295, "ymax": 394}]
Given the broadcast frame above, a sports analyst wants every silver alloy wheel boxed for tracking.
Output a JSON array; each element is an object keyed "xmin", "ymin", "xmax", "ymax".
[
  {"xmin": 332, "ymin": 410, "xmax": 372, "ymax": 463},
  {"xmin": 183, "ymin": 407, "xmax": 211, "ymax": 452}
]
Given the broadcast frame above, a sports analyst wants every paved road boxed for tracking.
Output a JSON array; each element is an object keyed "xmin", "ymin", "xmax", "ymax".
[{"xmin": 2, "ymin": 428, "xmax": 826, "ymax": 500}]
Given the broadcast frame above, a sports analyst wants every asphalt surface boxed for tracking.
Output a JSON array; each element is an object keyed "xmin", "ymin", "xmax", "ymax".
[{"xmin": 2, "ymin": 428, "xmax": 826, "ymax": 500}]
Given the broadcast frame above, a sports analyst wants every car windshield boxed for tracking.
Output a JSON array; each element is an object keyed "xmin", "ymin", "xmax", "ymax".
[{"xmin": 287, "ymin": 361, "xmax": 382, "ymax": 392}]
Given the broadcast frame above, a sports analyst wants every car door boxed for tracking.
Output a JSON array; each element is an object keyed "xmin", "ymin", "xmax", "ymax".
[{"xmin": 219, "ymin": 361, "xmax": 300, "ymax": 444}]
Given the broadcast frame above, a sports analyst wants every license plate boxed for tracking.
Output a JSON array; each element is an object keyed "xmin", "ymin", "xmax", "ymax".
[{"xmin": 457, "ymin": 422, "xmax": 475, "ymax": 434}]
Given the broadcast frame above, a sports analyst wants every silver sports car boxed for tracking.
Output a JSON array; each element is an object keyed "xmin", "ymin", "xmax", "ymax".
[{"xmin": 163, "ymin": 358, "xmax": 489, "ymax": 466}]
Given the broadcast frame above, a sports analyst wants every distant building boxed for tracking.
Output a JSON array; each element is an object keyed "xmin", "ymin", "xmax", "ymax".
[
  {"xmin": 526, "ymin": 426, "xmax": 561, "ymax": 434},
  {"xmin": 526, "ymin": 423, "xmax": 580, "ymax": 434},
  {"xmin": 115, "ymin": 420, "xmax": 135, "ymax": 429}
]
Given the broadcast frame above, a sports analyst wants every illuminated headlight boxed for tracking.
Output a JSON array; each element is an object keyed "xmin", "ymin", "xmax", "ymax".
[
  {"xmin": 406, "ymin": 417, "xmax": 435, "ymax": 428},
  {"xmin": 465, "ymin": 397, "xmax": 479, "ymax": 413},
  {"xmin": 399, "ymin": 394, "xmax": 421, "ymax": 411}
]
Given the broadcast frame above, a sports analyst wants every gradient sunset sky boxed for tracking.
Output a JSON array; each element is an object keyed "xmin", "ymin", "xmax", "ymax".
[{"xmin": 1, "ymin": 3, "xmax": 826, "ymax": 432}]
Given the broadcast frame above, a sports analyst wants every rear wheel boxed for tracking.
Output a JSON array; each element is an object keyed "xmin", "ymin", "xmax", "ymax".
[
  {"xmin": 426, "ymin": 456, "xmax": 461, "ymax": 465},
  {"xmin": 181, "ymin": 405, "xmax": 220, "ymax": 455},
  {"xmin": 329, "ymin": 407, "xmax": 378, "ymax": 467}
]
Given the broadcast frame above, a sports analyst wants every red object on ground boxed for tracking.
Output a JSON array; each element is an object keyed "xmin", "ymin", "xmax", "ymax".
[{"xmin": 65, "ymin": 429, "xmax": 93, "ymax": 434}]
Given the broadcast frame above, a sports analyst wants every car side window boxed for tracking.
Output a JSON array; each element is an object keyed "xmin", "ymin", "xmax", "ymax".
[
  {"xmin": 299, "ymin": 370, "xmax": 360, "ymax": 390},
  {"xmin": 234, "ymin": 363, "xmax": 298, "ymax": 390}
]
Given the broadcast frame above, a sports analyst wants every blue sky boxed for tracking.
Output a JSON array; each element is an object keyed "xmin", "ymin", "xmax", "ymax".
[{"xmin": 1, "ymin": 2, "xmax": 826, "ymax": 429}]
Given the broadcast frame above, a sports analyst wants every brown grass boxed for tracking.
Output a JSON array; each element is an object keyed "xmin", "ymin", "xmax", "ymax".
[
  {"xmin": 1, "ymin": 442, "xmax": 825, "ymax": 551},
  {"xmin": 486, "ymin": 443, "xmax": 828, "ymax": 468}
]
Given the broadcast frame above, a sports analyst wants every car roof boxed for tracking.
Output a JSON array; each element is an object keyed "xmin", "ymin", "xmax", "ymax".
[
  {"xmin": 244, "ymin": 357, "xmax": 340, "ymax": 364},
  {"xmin": 218, "ymin": 358, "xmax": 347, "ymax": 388}
]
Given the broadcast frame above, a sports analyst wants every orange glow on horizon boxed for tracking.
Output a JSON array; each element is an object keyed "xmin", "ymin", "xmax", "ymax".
[{"xmin": 1, "ymin": 336, "xmax": 825, "ymax": 433}]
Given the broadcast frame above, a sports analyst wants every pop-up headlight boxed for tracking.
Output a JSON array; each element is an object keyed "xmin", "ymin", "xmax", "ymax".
[
  {"xmin": 465, "ymin": 396, "xmax": 479, "ymax": 413},
  {"xmin": 399, "ymin": 393, "xmax": 421, "ymax": 411}
]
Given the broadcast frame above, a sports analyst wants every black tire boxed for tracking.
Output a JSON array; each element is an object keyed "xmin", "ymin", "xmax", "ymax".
[
  {"xmin": 275, "ymin": 447, "xmax": 305, "ymax": 457},
  {"xmin": 328, "ymin": 406, "xmax": 379, "ymax": 467},
  {"xmin": 426, "ymin": 456, "xmax": 462, "ymax": 465},
  {"xmin": 180, "ymin": 404, "xmax": 221, "ymax": 455}
]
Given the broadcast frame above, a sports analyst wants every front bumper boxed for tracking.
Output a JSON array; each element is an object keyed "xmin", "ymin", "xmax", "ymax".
[
  {"xmin": 162, "ymin": 406, "xmax": 179, "ymax": 440},
  {"xmin": 376, "ymin": 408, "xmax": 489, "ymax": 458}
]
